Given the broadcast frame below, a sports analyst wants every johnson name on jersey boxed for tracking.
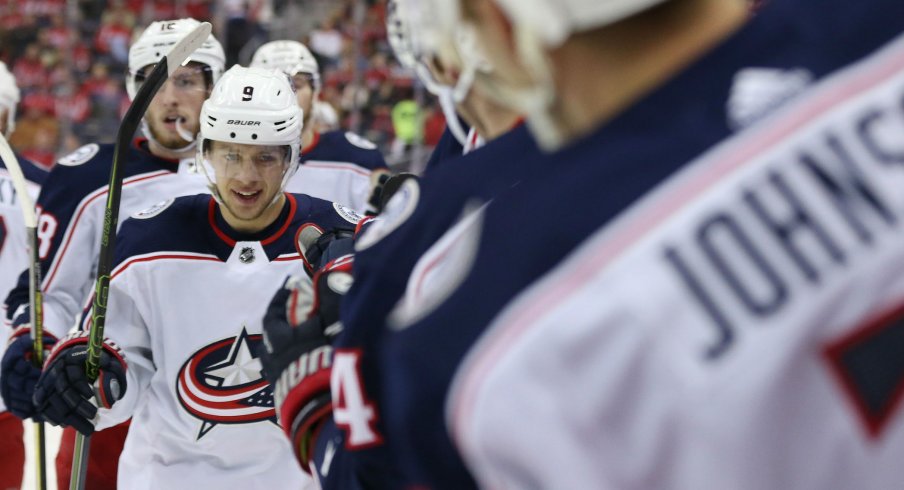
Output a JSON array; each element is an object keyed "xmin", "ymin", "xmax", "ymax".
[
  {"xmin": 288, "ymin": 130, "xmax": 389, "ymax": 214},
  {"xmin": 4, "ymin": 139, "xmax": 209, "ymax": 339},
  {"xmin": 370, "ymin": 0, "xmax": 904, "ymax": 488},
  {"xmin": 85, "ymin": 193, "xmax": 356, "ymax": 489}
]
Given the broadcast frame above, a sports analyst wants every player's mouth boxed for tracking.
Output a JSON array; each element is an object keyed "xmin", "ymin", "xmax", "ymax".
[
  {"xmin": 231, "ymin": 189, "xmax": 263, "ymax": 206},
  {"xmin": 162, "ymin": 115, "xmax": 186, "ymax": 129}
]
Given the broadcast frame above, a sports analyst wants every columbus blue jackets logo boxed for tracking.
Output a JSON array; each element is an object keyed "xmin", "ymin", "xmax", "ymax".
[{"xmin": 176, "ymin": 326, "xmax": 275, "ymax": 439}]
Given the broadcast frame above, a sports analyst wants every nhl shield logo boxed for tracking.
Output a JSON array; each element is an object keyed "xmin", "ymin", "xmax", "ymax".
[
  {"xmin": 175, "ymin": 326, "xmax": 275, "ymax": 439},
  {"xmin": 239, "ymin": 246, "xmax": 255, "ymax": 264}
]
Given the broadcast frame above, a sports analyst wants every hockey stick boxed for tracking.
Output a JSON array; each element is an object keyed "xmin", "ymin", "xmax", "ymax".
[
  {"xmin": 69, "ymin": 21, "xmax": 212, "ymax": 490},
  {"xmin": 0, "ymin": 133, "xmax": 47, "ymax": 489}
]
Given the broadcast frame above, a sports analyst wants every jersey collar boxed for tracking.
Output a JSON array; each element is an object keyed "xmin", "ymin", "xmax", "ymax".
[
  {"xmin": 134, "ymin": 138, "xmax": 180, "ymax": 173},
  {"xmin": 207, "ymin": 193, "xmax": 298, "ymax": 249},
  {"xmin": 301, "ymin": 131, "xmax": 321, "ymax": 155}
]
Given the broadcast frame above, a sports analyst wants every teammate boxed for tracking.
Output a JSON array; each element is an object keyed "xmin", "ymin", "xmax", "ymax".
[
  {"xmin": 32, "ymin": 66, "xmax": 359, "ymax": 489},
  {"xmin": 1, "ymin": 18, "xmax": 224, "ymax": 489},
  {"xmin": 0, "ymin": 60, "xmax": 47, "ymax": 490},
  {"xmin": 255, "ymin": 1, "xmax": 542, "ymax": 487},
  {"xmin": 369, "ymin": 0, "xmax": 904, "ymax": 488},
  {"xmin": 250, "ymin": 40, "xmax": 389, "ymax": 214},
  {"xmin": 385, "ymin": 0, "xmax": 519, "ymax": 171}
]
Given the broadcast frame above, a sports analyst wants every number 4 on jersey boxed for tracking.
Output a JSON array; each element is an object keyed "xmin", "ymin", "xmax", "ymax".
[{"xmin": 331, "ymin": 350, "xmax": 384, "ymax": 448}]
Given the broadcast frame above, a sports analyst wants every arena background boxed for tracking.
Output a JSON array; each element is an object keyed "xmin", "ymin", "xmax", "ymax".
[{"xmin": 1, "ymin": 0, "xmax": 442, "ymax": 174}]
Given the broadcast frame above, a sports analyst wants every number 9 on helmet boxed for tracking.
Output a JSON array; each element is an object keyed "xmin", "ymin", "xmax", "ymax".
[{"xmin": 196, "ymin": 66, "xmax": 302, "ymax": 207}]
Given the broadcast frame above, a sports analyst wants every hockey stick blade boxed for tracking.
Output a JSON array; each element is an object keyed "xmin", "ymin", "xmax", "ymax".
[
  {"xmin": 0, "ymin": 134, "xmax": 47, "ymax": 489},
  {"xmin": 70, "ymin": 21, "xmax": 212, "ymax": 490}
]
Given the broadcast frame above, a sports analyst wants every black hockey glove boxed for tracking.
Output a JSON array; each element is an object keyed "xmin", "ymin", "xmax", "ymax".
[
  {"xmin": 297, "ymin": 224, "xmax": 356, "ymax": 277},
  {"xmin": 33, "ymin": 331, "xmax": 127, "ymax": 435},
  {"xmin": 259, "ymin": 254, "xmax": 354, "ymax": 471},
  {"xmin": 1, "ymin": 325, "xmax": 57, "ymax": 420}
]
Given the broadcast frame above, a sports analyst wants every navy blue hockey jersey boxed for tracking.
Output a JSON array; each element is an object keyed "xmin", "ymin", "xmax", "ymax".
[
  {"xmin": 306, "ymin": 124, "xmax": 539, "ymax": 489},
  {"xmin": 376, "ymin": 0, "xmax": 904, "ymax": 488}
]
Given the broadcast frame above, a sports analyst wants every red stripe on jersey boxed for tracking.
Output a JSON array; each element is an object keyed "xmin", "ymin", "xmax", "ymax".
[
  {"xmin": 208, "ymin": 194, "xmax": 298, "ymax": 247},
  {"xmin": 300, "ymin": 161, "xmax": 372, "ymax": 178},
  {"xmin": 110, "ymin": 253, "xmax": 221, "ymax": 280},
  {"xmin": 44, "ymin": 171, "xmax": 173, "ymax": 290}
]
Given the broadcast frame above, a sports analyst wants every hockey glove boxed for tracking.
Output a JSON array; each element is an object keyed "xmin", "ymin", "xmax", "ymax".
[
  {"xmin": 1, "ymin": 326, "xmax": 57, "ymax": 420},
  {"xmin": 297, "ymin": 224, "xmax": 355, "ymax": 277},
  {"xmin": 259, "ymin": 255, "xmax": 354, "ymax": 471},
  {"xmin": 33, "ymin": 331, "xmax": 127, "ymax": 435}
]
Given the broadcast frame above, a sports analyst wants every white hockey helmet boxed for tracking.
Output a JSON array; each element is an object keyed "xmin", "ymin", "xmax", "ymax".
[
  {"xmin": 386, "ymin": 0, "xmax": 418, "ymax": 70},
  {"xmin": 197, "ymin": 66, "xmax": 302, "ymax": 205},
  {"xmin": 250, "ymin": 40, "xmax": 321, "ymax": 91},
  {"xmin": 127, "ymin": 18, "xmax": 226, "ymax": 100},
  {"xmin": 392, "ymin": 0, "xmax": 488, "ymax": 145},
  {"xmin": 0, "ymin": 62, "xmax": 19, "ymax": 136},
  {"xmin": 463, "ymin": 0, "xmax": 670, "ymax": 150}
]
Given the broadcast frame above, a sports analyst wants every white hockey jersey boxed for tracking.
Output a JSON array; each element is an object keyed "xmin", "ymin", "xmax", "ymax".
[
  {"xmin": 447, "ymin": 3, "xmax": 904, "ymax": 489},
  {"xmin": 4, "ymin": 139, "xmax": 209, "ymax": 340},
  {"xmin": 287, "ymin": 130, "xmax": 388, "ymax": 214},
  {"xmin": 91, "ymin": 193, "xmax": 359, "ymax": 489},
  {"xmin": 0, "ymin": 154, "xmax": 45, "ymax": 413}
]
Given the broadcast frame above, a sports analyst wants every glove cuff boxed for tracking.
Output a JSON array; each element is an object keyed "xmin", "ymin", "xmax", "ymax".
[
  {"xmin": 8, "ymin": 325, "xmax": 58, "ymax": 347},
  {"xmin": 44, "ymin": 331, "xmax": 126, "ymax": 375},
  {"xmin": 274, "ymin": 344, "xmax": 333, "ymax": 471}
]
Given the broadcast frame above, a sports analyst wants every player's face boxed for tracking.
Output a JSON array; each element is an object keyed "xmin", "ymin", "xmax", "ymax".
[
  {"xmin": 291, "ymin": 73, "xmax": 316, "ymax": 127},
  {"xmin": 205, "ymin": 141, "xmax": 292, "ymax": 232},
  {"xmin": 142, "ymin": 63, "xmax": 211, "ymax": 149},
  {"xmin": 459, "ymin": 0, "xmax": 533, "ymax": 102}
]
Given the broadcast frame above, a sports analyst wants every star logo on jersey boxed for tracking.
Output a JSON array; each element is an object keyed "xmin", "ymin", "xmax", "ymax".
[{"xmin": 175, "ymin": 326, "xmax": 276, "ymax": 439}]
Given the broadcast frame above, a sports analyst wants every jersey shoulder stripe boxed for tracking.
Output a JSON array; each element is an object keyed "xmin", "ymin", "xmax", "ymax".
[{"xmin": 301, "ymin": 130, "xmax": 388, "ymax": 171}]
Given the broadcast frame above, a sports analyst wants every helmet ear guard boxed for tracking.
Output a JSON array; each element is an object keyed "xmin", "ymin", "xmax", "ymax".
[{"xmin": 196, "ymin": 66, "xmax": 303, "ymax": 205}]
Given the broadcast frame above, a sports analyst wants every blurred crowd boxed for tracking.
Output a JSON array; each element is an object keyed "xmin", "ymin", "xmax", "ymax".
[{"xmin": 0, "ymin": 0, "xmax": 444, "ymax": 169}]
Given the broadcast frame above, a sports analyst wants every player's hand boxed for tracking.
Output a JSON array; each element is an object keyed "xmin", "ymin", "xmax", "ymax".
[
  {"xmin": 297, "ymin": 224, "xmax": 355, "ymax": 277},
  {"xmin": 259, "ymin": 254, "xmax": 354, "ymax": 470},
  {"xmin": 1, "ymin": 325, "xmax": 57, "ymax": 420},
  {"xmin": 33, "ymin": 331, "xmax": 127, "ymax": 435}
]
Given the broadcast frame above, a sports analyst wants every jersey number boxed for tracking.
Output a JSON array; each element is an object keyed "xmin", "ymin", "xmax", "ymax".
[
  {"xmin": 331, "ymin": 350, "xmax": 383, "ymax": 448},
  {"xmin": 36, "ymin": 209, "xmax": 58, "ymax": 260}
]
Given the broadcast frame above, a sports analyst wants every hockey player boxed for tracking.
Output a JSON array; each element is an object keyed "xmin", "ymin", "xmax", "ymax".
[
  {"xmin": 386, "ymin": 0, "xmax": 519, "ymax": 171},
  {"xmin": 255, "ymin": 1, "xmax": 543, "ymax": 487},
  {"xmin": 1, "ymin": 18, "xmax": 224, "ymax": 489},
  {"xmin": 32, "ymin": 66, "xmax": 359, "ymax": 489},
  {"xmin": 0, "ymin": 60, "xmax": 47, "ymax": 490},
  {"xmin": 371, "ymin": 0, "xmax": 904, "ymax": 488},
  {"xmin": 250, "ymin": 40, "xmax": 389, "ymax": 214}
]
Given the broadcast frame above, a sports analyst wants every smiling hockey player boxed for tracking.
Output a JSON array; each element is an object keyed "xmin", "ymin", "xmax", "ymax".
[
  {"xmin": 31, "ymin": 66, "xmax": 359, "ymax": 489},
  {"xmin": 1, "ymin": 18, "xmax": 224, "ymax": 489}
]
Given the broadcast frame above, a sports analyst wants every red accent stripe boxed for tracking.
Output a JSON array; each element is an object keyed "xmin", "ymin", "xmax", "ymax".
[
  {"xmin": 111, "ymin": 253, "xmax": 221, "ymax": 280},
  {"xmin": 300, "ymin": 161, "xmax": 371, "ymax": 178},
  {"xmin": 262, "ymin": 194, "xmax": 297, "ymax": 245},
  {"xmin": 44, "ymin": 171, "xmax": 174, "ymax": 290},
  {"xmin": 208, "ymin": 194, "xmax": 298, "ymax": 247},
  {"xmin": 301, "ymin": 132, "xmax": 321, "ymax": 154}
]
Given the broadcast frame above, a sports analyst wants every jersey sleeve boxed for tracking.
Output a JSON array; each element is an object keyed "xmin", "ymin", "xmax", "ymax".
[
  {"xmin": 93, "ymin": 218, "xmax": 157, "ymax": 429},
  {"xmin": 4, "ymin": 148, "xmax": 110, "ymax": 338}
]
